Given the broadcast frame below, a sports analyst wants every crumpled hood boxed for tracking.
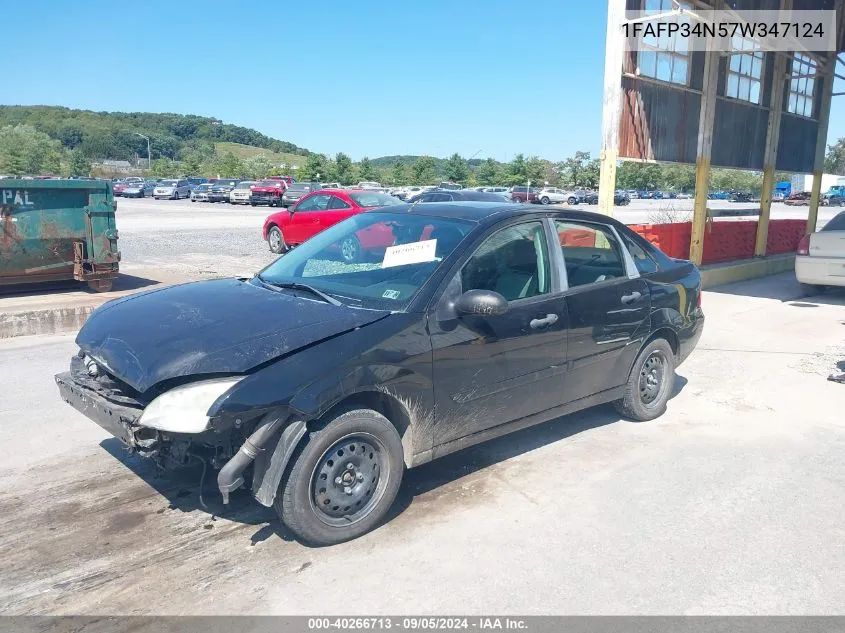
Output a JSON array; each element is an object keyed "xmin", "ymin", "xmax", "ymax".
[{"xmin": 76, "ymin": 278, "xmax": 390, "ymax": 393}]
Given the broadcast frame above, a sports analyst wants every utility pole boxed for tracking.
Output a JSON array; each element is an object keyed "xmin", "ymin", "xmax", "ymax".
[{"xmin": 134, "ymin": 133, "xmax": 151, "ymax": 169}]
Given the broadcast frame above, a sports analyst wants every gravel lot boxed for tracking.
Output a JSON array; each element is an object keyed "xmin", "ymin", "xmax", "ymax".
[
  {"xmin": 1, "ymin": 274, "xmax": 844, "ymax": 615},
  {"xmin": 113, "ymin": 197, "xmax": 840, "ymax": 280}
]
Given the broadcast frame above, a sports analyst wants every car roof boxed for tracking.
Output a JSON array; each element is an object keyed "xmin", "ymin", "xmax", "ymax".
[{"xmin": 367, "ymin": 201, "xmax": 631, "ymax": 229}]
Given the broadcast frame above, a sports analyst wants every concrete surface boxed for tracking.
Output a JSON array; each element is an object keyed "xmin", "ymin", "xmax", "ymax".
[
  {"xmin": 700, "ymin": 254, "xmax": 796, "ymax": 289},
  {"xmin": 0, "ymin": 273, "xmax": 844, "ymax": 615}
]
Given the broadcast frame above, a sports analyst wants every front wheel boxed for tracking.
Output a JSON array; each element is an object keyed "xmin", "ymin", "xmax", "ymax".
[
  {"xmin": 274, "ymin": 408, "xmax": 404, "ymax": 546},
  {"xmin": 268, "ymin": 226, "xmax": 288, "ymax": 254},
  {"xmin": 614, "ymin": 338, "xmax": 675, "ymax": 421},
  {"xmin": 540, "ymin": 196, "xmax": 550, "ymax": 205},
  {"xmin": 340, "ymin": 236, "xmax": 361, "ymax": 263}
]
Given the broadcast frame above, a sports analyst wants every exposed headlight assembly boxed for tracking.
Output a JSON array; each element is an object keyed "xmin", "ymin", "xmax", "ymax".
[{"xmin": 138, "ymin": 377, "xmax": 244, "ymax": 433}]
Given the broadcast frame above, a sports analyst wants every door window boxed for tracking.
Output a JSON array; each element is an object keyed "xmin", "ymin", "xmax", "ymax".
[
  {"xmin": 296, "ymin": 194, "xmax": 331, "ymax": 212},
  {"xmin": 326, "ymin": 195, "xmax": 351, "ymax": 210},
  {"xmin": 554, "ymin": 220, "xmax": 627, "ymax": 287},
  {"xmin": 461, "ymin": 222, "xmax": 550, "ymax": 301},
  {"xmin": 620, "ymin": 233, "xmax": 659, "ymax": 275}
]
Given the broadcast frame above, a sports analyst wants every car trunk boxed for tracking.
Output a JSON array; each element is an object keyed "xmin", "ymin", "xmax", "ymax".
[{"xmin": 810, "ymin": 231, "xmax": 845, "ymax": 258}]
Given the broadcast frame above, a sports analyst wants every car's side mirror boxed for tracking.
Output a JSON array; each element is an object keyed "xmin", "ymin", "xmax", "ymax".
[{"xmin": 454, "ymin": 289, "xmax": 508, "ymax": 317}]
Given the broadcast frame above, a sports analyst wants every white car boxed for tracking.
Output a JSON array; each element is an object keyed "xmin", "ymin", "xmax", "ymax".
[
  {"xmin": 357, "ymin": 181, "xmax": 382, "ymax": 190},
  {"xmin": 398, "ymin": 185, "xmax": 425, "ymax": 200},
  {"xmin": 795, "ymin": 211, "xmax": 845, "ymax": 294},
  {"xmin": 536, "ymin": 187, "xmax": 575, "ymax": 205},
  {"xmin": 229, "ymin": 181, "xmax": 257, "ymax": 204}
]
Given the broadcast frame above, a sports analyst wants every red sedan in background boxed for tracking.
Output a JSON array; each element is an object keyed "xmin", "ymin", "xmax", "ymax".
[{"xmin": 262, "ymin": 189, "xmax": 403, "ymax": 260}]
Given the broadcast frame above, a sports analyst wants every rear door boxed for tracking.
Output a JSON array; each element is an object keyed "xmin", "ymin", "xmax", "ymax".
[
  {"xmin": 553, "ymin": 218, "xmax": 651, "ymax": 402},
  {"xmin": 810, "ymin": 212, "xmax": 845, "ymax": 278}
]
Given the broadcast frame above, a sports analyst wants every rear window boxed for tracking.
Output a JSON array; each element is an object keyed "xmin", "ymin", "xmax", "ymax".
[
  {"xmin": 821, "ymin": 211, "xmax": 845, "ymax": 232},
  {"xmin": 349, "ymin": 193, "xmax": 402, "ymax": 208}
]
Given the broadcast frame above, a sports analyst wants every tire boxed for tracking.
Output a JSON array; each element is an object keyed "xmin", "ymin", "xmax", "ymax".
[
  {"xmin": 614, "ymin": 338, "xmax": 675, "ymax": 422},
  {"xmin": 274, "ymin": 408, "xmax": 404, "ymax": 546},
  {"xmin": 540, "ymin": 196, "xmax": 550, "ymax": 205},
  {"xmin": 250, "ymin": 201, "xmax": 257, "ymax": 207},
  {"xmin": 268, "ymin": 226, "xmax": 288, "ymax": 254},
  {"xmin": 799, "ymin": 283, "xmax": 825, "ymax": 296},
  {"xmin": 568, "ymin": 197, "xmax": 577, "ymax": 205},
  {"xmin": 339, "ymin": 235, "xmax": 361, "ymax": 263}
]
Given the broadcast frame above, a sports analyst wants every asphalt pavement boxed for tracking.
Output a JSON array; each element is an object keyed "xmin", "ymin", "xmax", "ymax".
[{"xmin": 1, "ymin": 274, "xmax": 844, "ymax": 615}]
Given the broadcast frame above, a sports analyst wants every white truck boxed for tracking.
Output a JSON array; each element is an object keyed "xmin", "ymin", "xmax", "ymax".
[{"xmin": 790, "ymin": 173, "xmax": 845, "ymax": 194}]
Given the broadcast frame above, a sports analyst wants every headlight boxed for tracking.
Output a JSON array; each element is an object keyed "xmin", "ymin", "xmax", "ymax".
[{"xmin": 138, "ymin": 377, "xmax": 244, "ymax": 433}]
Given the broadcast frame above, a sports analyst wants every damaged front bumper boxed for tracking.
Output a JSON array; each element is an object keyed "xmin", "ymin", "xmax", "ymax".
[{"xmin": 55, "ymin": 371, "xmax": 156, "ymax": 453}]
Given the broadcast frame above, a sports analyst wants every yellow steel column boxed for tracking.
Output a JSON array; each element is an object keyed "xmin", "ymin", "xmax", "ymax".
[
  {"xmin": 754, "ymin": 36, "xmax": 788, "ymax": 256},
  {"xmin": 597, "ymin": 0, "xmax": 626, "ymax": 217},
  {"xmin": 689, "ymin": 47, "xmax": 720, "ymax": 266},
  {"xmin": 807, "ymin": 66, "xmax": 834, "ymax": 233}
]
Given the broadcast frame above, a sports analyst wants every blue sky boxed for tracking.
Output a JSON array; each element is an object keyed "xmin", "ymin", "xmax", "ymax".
[{"xmin": 5, "ymin": 0, "xmax": 844, "ymax": 162}]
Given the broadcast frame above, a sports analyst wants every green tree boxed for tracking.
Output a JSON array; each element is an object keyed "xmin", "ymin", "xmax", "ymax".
[
  {"xmin": 68, "ymin": 149, "xmax": 91, "ymax": 177},
  {"xmin": 503, "ymin": 154, "xmax": 527, "ymax": 186},
  {"xmin": 148, "ymin": 157, "xmax": 179, "ymax": 178},
  {"xmin": 391, "ymin": 160, "xmax": 407, "ymax": 185},
  {"xmin": 410, "ymin": 155, "xmax": 437, "ymax": 185},
  {"xmin": 444, "ymin": 152, "xmax": 469, "ymax": 183},
  {"xmin": 300, "ymin": 153, "xmax": 327, "ymax": 181},
  {"xmin": 477, "ymin": 158, "xmax": 500, "ymax": 185},
  {"xmin": 357, "ymin": 156, "xmax": 377, "ymax": 182},
  {"xmin": 0, "ymin": 124, "xmax": 63, "ymax": 175},
  {"xmin": 244, "ymin": 155, "xmax": 273, "ymax": 180},
  {"xmin": 216, "ymin": 152, "xmax": 246, "ymax": 178},
  {"xmin": 525, "ymin": 156, "xmax": 546, "ymax": 186},
  {"xmin": 616, "ymin": 161, "xmax": 662, "ymax": 190},
  {"xmin": 180, "ymin": 152, "xmax": 203, "ymax": 176},
  {"xmin": 334, "ymin": 152, "xmax": 355, "ymax": 185},
  {"xmin": 559, "ymin": 151, "xmax": 592, "ymax": 187},
  {"xmin": 825, "ymin": 137, "xmax": 845, "ymax": 175}
]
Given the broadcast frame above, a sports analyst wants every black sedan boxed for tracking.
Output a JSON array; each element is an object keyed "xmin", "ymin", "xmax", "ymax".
[
  {"xmin": 55, "ymin": 202, "xmax": 704, "ymax": 546},
  {"xmin": 208, "ymin": 179, "xmax": 239, "ymax": 203},
  {"xmin": 407, "ymin": 189, "xmax": 510, "ymax": 203},
  {"xmin": 585, "ymin": 191, "xmax": 631, "ymax": 206}
]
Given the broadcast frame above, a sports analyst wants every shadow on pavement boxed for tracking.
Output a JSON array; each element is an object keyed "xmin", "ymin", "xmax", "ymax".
[
  {"xmin": 0, "ymin": 273, "xmax": 162, "ymax": 298},
  {"xmin": 100, "ymin": 373, "xmax": 689, "ymax": 546}
]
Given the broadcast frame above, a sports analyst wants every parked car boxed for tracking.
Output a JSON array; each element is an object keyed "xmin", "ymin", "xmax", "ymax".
[
  {"xmin": 785, "ymin": 192, "xmax": 812, "ymax": 206},
  {"xmin": 281, "ymin": 182, "xmax": 322, "ymax": 207},
  {"xmin": 209, "ymin": 179, "xmax": 239, "ymax": 203},
  {"xmin": 356, "ymin": 181, "xmax": 382, "ymax": 190},
  {"xmin": 438, "ymin": 182, "xmax": 463, "ymax": 190},
  {"xmin": 585, "ymin": 191, "xmax": 631, "ymax": 206},
  {"xmin": 535, "ymin": 187, "xmax": 575, "ymax": 205},
  {"xmin": 153, "ymin": 179, "xmax": 191, "ymax": 200},
  {"xmin": 56, "ymin": 202, "xmax": 704, "ymax": 545},
  {"xmin": 708, "ymin": 191, "xmax": 732, "ymax": 200},
  {"xmin": 407, "ymin": 190, "xmax": 512, "ymax": 203},
  {"xmin": 263, "ymin": 190, "xmax": 403, "ymax": 256},
  {"xmin": 772, "ymin": 192, "xmax": 785, "ymax": 202},
  {"xmin": 249, "ymin": 180, "xmax": 287, "ymax": 207},
  {"xmin": 190, "ymin": 183, "xmax": 214, "ymax": 202},
  {"xmin": 510, "ymin": 186, "xmax": 540, "ymax": 204},
  {"xmin": 113, "ymin": 181, "xmax": 130, "ymax": 197},
  {"xmin": 676, "ymin": 192, "xmax": 693, "ymax": 200},
  {"xmin": 730, "ymin": 192, "xmax": 758, "ymax": 203},
  {"xmin": 321, "ymin": 182, "xmax": 342, "ymax": 190},
  {"xmin": 396, "ymin": 186, "xmax": 425, "ymax": 200},
  {"xmin": 186, "ymin": 177, "xmax": 208, "ymax": 192},
  {"xmin": 796, "ymin": 210, "xmax": 845, "ymax": 295},
  {"xmin": 230, "ymin": 181, "xmax": 257, "ymax": 205},
  {"xmin": 267, "ymin": 176, "xmax": 296, "ymax": 186},
  {"xmin": 482, "ymin": 187, "xmax": 510, "ymax": 195},
  {"xmin": 122, "ymin": 181, "xmax": 157, "ymax": 198}
]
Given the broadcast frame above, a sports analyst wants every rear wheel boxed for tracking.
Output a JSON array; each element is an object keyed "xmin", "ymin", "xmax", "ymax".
[
  {"xmin": 268, "ymin": 226, "xmax": 288, "ymax": 254},
  {"xmin": 568, "ymin": 196, "xmax": 577, "ymax": 205},
  {"xmin": 614, "ymin": 338, "xmax": 675, "ymax": 421},
  {"xmin": 274, "ymin": 408, "xmax": 404, "ymax": 546}
]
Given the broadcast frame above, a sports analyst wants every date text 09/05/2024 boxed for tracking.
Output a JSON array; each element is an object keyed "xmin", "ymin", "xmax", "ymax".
[{"xmin": 307, "ymin": 617, "xmax": 528, "ymax": 630}]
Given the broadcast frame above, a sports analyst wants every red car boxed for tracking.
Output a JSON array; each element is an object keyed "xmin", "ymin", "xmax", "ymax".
[
  {"xmin": 263, "ymin": 189, "xmax": 403, "ymax": 259},
  {"xmin": 250, "ymin": 180, "xmax": 288, "ymax": 207}
]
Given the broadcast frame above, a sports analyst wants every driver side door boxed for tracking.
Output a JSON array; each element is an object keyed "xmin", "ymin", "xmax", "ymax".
[
  {"xmin": 428, "ymin": 219, "xmax": 570, "ymax": 450},
  {"xmin": 285, "ymin": 194, "xmax": 331, "ymax": 244}
]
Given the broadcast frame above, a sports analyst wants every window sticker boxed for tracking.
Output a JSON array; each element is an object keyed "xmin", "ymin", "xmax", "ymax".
[
  {"xmin": 381, "ymin": 239, "xmax": 437, "ymax": 269},
  {"xmin": 382, "ymin": 289, "xmax": 401, "ymax": 299}
]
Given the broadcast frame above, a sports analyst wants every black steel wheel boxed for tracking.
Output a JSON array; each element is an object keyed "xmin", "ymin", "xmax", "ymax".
[
  {"xmin": 275, "ymin": 408, "xmax": 404, "ymax": 546},
  {"xmin": 340, "ymin": 236, "xmax": 361, "ymax": 263},
  {"xmin": 614, "ymin": 338, "xmax": 675, "ymax": 421},
  {"xmin": 309, "ymin": 434, "xmax": 388, "ymax": 527}
]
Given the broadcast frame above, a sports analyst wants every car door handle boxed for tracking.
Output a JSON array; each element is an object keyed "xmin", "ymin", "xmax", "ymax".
[
  {"xmin": 530, "ymin": 313, "xmax": 559, "ymax": 329},
  {"xmin": 621, "ymin": 291, "xmax": 642, "ymax": 305}
]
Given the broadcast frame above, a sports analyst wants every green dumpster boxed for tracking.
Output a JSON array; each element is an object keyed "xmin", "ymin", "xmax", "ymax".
[{"xmin": 0, "ymin": 179, "xmax": 120, "ymax": 292}]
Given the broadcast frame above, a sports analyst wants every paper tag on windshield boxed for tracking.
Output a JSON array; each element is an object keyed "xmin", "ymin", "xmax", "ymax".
[{"xmin": 381, "ymin": 239, "xmax": 437, "ymax": 269}]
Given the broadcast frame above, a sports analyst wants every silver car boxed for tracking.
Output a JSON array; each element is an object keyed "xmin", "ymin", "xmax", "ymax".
[
  {"xmin": 153, "ymin": 179, "xmax": 191, "ymax": 200},
  {"xmin": 190, "ymin": 183, "xmax": 214, "ymax": 202}
]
